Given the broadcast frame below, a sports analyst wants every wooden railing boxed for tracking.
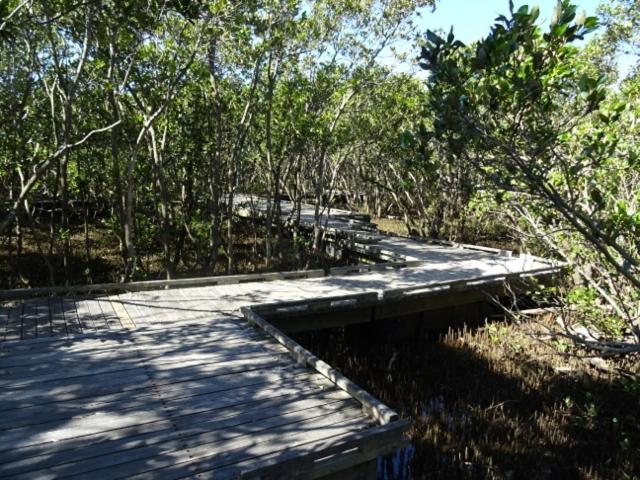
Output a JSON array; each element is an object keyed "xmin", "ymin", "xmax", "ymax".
[
  {"xmin": 242, "ymin": 303, "xmax": 399, "ymax": 425},
  {"xmin": 0, "ymin": 260, "xmax": 424, "ymax": 301}
]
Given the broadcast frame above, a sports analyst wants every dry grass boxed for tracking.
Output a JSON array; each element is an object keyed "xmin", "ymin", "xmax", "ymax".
[
  {"xmin": 295, "ymin": 315, "xmax": 640, "ymax": 479},
  {"xmin": 373, "ymin": 217, "xmax": 409, "ymax": 236}
]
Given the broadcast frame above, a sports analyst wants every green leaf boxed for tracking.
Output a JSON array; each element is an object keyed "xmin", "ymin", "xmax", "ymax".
[
  {"xmin": 426, "ymin": 29, "xmax": 443, "ymax": 46},
  {"xmin": 552, "ymin": 22, "xmax": 569, "ymax": 37}
]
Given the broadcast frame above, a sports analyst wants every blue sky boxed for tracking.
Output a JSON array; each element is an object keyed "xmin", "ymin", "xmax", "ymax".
[
  {"xmin": 382, "ymin": 0, "xmax": 635, "ymax": 78},
  {"xmin": 420, "ymin": 0, "xmax": 601, "ymax": 44}
]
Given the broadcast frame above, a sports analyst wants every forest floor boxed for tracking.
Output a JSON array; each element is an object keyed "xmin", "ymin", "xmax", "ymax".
[
  {"xmin": 0, "ymin": 219, "xmax": 350, "ymax": 289},
  {"xmin": 294, "ymin": 314, "xmax": 640, "ymax": 480}
]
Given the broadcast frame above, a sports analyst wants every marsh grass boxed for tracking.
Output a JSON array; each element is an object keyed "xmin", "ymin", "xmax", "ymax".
[{"xmin": 294, "ymin": 315, "xmax": 640, "ymax": 479}]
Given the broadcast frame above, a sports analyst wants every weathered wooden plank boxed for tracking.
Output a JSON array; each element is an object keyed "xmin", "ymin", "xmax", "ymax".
[
  {"xmin": 0, "ymin": 364, "xmax": 313, "ymax": 457},
  {"xmin": 147, "ymin": 352, "xmax": 289, "ymax": 381},
  {"xmin": 254, "ymin": 292, "xmax": 377, "ymax": 318},
  {"xmin": 74, "ymin": 297, "xmax": 97, "ymax": 332},
  {"xmin": 137, "ymin": 337, "xmax": 285, "ymax": 362},
  {"xmin": 0, "ymin": 316, "xmax": 253, "ymax": 357},
  {"xmin": 162, "ymin": 382, "xmax": 346, "ymax": 423},
  {"xmin": 37, "ymin": 298, "xmax": 52, "ymax": 337},
  {"xmin": 0, "ymin": 338, "xmax": 286, "ymax": 386},
  {"xmin": 0, "ymin": 319, "xmax": 251, "ymax": 358},
  {"xmin": 20, "ymin": 299, "xmax": 37, "ymax": 339},
  {"xmin": 48, "ymin": 296, "xmax": 67, "ymax": 337},
  {"xmin": 85, "ymin": 297, "xmax": 109, "ymax": 330},
  {"xmin": 1, "ymin": 419, "xmax": 175, "ymax": 477},
  {"xmin": 114, "ymin": 292, "xmax": 144, "ymax": 325},
  {"xmin": 0, "ymin": 348, "xmax": 287, "ymax": 389},
  {"xmin": 0, "ymin": 346, "xmax": 140, "ymax": 378},
  {"xmin": 109, "ymin": 296, "xmax": 134, "ymax": 328},
  {"xmin": 234, "ymin": 420, "xmax": 410, "ymax": 480},
  {"xmin": 0, "ymin": 368, "xmax": 319, "ymax": 431},
  {"xmin": 0, "ymin": 267, "xmax": 336, "ymax": 301},
  {"xmin": 0, "ymin": 339, "xmax": 138, "ymax": 369},
  {"xmin": 0, "ymin": 365, "xmax": 150, "ymax": 411},
  {"xmin": 0, "ymin": 326, "xmax": 266, "ymax": 369},
  {"xmin": 122, "ymin": 409, "xmax": 370, "ymax": 480},
  {"xmin": 62, "ymin": 297, "xmax": 82, "ymax": 334},
  {"xmin": 0, "ymin": 354, "xmax": 290, "ymax": 410},
  {"xmin": 130, "ymin": 295, "xmax": 180, "ymax": 327},
  {"xmin": 98, "ymin": 298, "xmax": 121, "ymax": 329},
  {"xmin": 45, "ymin": 404, "xmax": 365, "ymax": 480},
  {"xmin": 0, "ymin": 406, "xmax": 165, "ymax": 453},
  {"xmin": 1, "ymin": 389, "xmax": 353, "ymax": 477},
  {"xmin": 129, "ymin": 316, "xmax": 253, "ymax": 336},
  {"xmin": 0, "ymin": 304, "xmax": 9, "ymax": 342},
  {"xmin": 0, "ymin": 331, "xmax": 134, "ymax": 360},
  {"xmin": 4, "ymin": 302, "xmax": 22, "ymax": 341},
  {"xmin": 0, "ymin": 331, "xmax": 273, "ymax": 372}
]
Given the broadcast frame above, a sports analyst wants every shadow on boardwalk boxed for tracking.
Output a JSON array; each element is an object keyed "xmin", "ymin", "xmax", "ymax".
[{"xmin": 0, "ymin": 301, "xmax": 375, "ymax": 479}]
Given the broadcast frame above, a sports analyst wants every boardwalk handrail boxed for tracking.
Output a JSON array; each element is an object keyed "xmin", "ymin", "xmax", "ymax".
[
  {"xmin": 382, "ymin": 264, "xmax": 564, "ymax": 300},
  {"xmin": 0, "ymin": 259, "xmax": 422, "ymax": 301},
  {"xmin": 377, "ymin": 228, "xmax": 562, "ymax": 265},
  {"xmin": 239, "ymin": 264, "xmax": 564, "ymax": 428},
  {"xmin": 236, "ymin": 194, "xmax": 559, "ymax": 263},
  {"xmin": 253, "ymin": 292, "xmax": 379, "ymax": 317},
  {"xmin": 241, "ymin": 301, "xmax": 399, "ymax": 426}
]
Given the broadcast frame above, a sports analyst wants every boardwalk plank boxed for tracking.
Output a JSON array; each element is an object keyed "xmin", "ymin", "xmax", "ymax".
[
  {"xmin": 85, "ymin": 298, "xmax": 108, "ymax": 330},
  {"xmin": 0, "ymin": 316, "xmax": 253, "ymax": 356},
  {"xmin": 0, "ymin": 354, "xmax": 291, "ymax": 410},
  {"xmin": 0, "ymin": 361, "xmax": 303, "ymax": 413},
  {"xmin": 73, "ymin": 297, "xmax": 96, "ymax": 332},
  {"xmin": 98, "ymin": 298, "xmax": 121, "ymax": 329},
  {"xmin": 0, "ymin": 368, "xmax": 319, "ymax": 431},
  {"xmin": 109, "ymin": 296, "xmax": 134, "ymax": 328},
  {"xmin": 0, "ymin": 340, "xmax": 286, "ymax": 386},
  {"xmin": 123, "ymin": 408, "xmax": 369, "ymax": 480},
  {"xmin": 29, "ymin": 404, "xmax": 365, "ymax": 480},
  {"xmin": 48, "ymin": 296, "xmax": 67, "ymax": 337},
  {"xmin": 0, "ymin": 329, "xmax": 266, "ymax": 368},
  {"xmin": 1, "ymin": 391, "xmax": 352, "ymax": 479},
  {"xmin": 0, "ymin": 304, "xmax": 9, "ymax": 341},
  {"xmin": 20, "ymin": 299, "xmax": 37, "ymax": 339},
  {"xmin": 62, "ymin": 297, "xmax": 82, "ymax": 334},
  {"xmin": 0, "ymin": 366, "xmax": 315, "ymax": 459},
  {"xmin": 36, "ymin": 298, "xmax": 52, "ymax": 338},
  {"xmin": 0, "ymin": 349, "xmax": 286, "ymax": 392},
  {"xmin": 223, "ymin": 420, "xmax": 408, "ymax": 480},
  {"xmin": 4, "ymin": 303, "xmax": 22, "ymax": 341}
]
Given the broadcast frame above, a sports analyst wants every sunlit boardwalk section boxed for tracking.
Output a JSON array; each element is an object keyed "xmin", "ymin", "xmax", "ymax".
[
  {"xmin": 0, "ymin": 310, "xmax": 404, "ymax": 479},
  {"xmin": 0, "ymin": 200, "xmax": 561, "ymax": 478}
]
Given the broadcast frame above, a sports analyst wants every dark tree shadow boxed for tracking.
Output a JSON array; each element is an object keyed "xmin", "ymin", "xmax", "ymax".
[{"xmin": 294, "ymin": 319, "xmax": 640, "ymax": 480}]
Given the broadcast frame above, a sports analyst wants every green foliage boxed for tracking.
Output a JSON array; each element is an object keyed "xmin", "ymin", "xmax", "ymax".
[
  {"xmin": 415, "ymin": 0, "xmax": 640, "ymax": 347},
  {"xmin": 0, "ymin": 0, "xmax": 435, "ymax": 283}
]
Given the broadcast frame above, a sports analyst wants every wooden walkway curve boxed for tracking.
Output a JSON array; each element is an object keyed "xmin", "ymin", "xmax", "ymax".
[{"xmin": 0, "ymin": 199, "xmax": 562, "ymax": 479}]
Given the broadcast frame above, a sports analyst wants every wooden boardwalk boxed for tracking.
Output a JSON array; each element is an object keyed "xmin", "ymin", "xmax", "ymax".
[
  {"xmin": 0, "ymin": 295, "xmax": 405, "ymax": 479},
  {"xmin": 0, "ymin": 200, "xmax": 562, "ymax": 479}
]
